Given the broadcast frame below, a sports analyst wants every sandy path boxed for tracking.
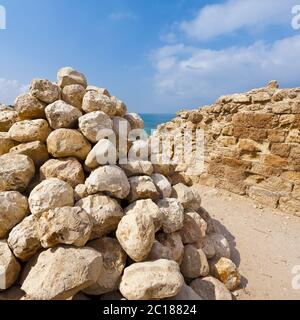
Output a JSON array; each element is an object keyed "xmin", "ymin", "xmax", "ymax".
[{"xmin": 194, "ymin": 184, "xmax": 300, "ymax": 300}]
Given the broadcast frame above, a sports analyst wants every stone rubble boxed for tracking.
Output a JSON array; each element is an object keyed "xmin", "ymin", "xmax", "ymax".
[{"xmin": 0, "ymin": 67, "xmax": 240, "ymax": 300}]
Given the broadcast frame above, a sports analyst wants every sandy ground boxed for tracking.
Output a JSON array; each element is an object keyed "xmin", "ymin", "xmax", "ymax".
[{"xmin": 194, "ymin": 184, "xmax": 300, "ymax": 300}]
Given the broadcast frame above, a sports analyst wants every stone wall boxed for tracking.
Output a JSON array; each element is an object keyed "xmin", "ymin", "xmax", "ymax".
[{"xmin": 156, "ymin": 81, "xmax": 300, "ymax": 216}]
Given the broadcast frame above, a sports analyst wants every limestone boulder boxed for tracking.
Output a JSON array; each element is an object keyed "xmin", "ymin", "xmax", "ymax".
[
  {"xmin": 14, "ymin": 93, "xmax": 45, "ymax": 120},
  {"xmin": 190, "ymin": 276, "xmax": 232, "ymax": 300},
  {"xmin": 7, "ymin": 215, "xmax": 41, "ymax": 261},
  {"xmin": 128, "ymin": 140, "xmax": 149, "ymax": 161},
  {"xmin": 85, "ymin": 165, "xmax": 130, "ymax": 199},
  {"xmin": 180, "ymin": 245, "xmax": 209, "ymax": 279},
  {"xmin": 0, "ymin": 240, "xmax": 21, "ymax": 290},
  {"xmin": 124, "ymin": 113, "xmax": 144, "ymax": 129},
  {"xmin": 30, "ymin": 79, "xmax": 60, "ymax": 104},
  {"xmin": 74, "ymin": 184, "xmax": 88, "ymax": 202},
  {"xmin": 86, "ymin": 86, "xmax": 110, "ymax": 97},
  {"xmin": 9, "ymin": 141, "xmax": 49, "ymax": 167},
  {"xmin": 76, "ymin": 195, "xmax": 123, "ymax": 239},
  {"xmin": 207, "ymin": 233, "xmax": 231, "ymax": 259},
  {"xmin": 78, "ymin": 111, "xmax": 113, "ymax": 143},
  {"xmin": 45, "ymin": 100, "xmax": 82, "ymax": 129},
  {"xmin": 0, "ymin": 108, "xmax": 18, "ymax": 132},
  {"xmin": 168, "ymin": 283, "xmax": 202, "ymax": 300},
  {"xmin": 116, "ymin": 212, "xmax": 155, "ymax": 262},
  {"xmin": 151, "ymin": 173, "xmax": 172, "ymax": 198},
  {"xmin": 171, "ymin": 183, "xmax": 201, "ymax": 210},
  {"xmin": 180, "ymin": 211, "xmax": 207, "ymax": 244},
  {"xmin": 84, "ymin": 237, "xmax": 127, "ymax": 295},
  {"xmin": 120, "ymin": 161, "xmax": 153, "ymax": 177},
  {"xmin": 0, "ymin": 191, "xmax": 28, "ymax": 238},
  {"xmin": 119, "ymin": 259, "xmax": 184, "ymax": 300},
  {"xmin": 57, "ymin": 67, "xmax": 87, "ymax": 88},
  {"xmin": 40, "ymin": 158, "xmax": 85, "ymax": 188},
  {"xmin": 38, "ymin": 207, "xmax": 92, "ymax": 248},
  {"xmin": 113, "ymin": 98, "xmax": 127, "ymax": 117},
  {"xmin": 196, "ymin": 237, "xmax": 216, "ymax": 259},
  {"xmin": 28, "ymin": 178, "xmax": 74, "ymax": 215},
  {"xmin": 209, "ymin": 257, "xmax": 241, "ymax": 291},
  {"xmin": 61, "ymin": 84, "xmax": 85, "ymax": 109},
  {"xmin": 47, "ymin": 129, "xmax": 91, "ymax": 160},
  {"xmin": 125, "ymin": 199, "xmax": 163, "ymax": 232},
  {"xmin": 9, "ymin": 119, "xmax": 51, "ymax": 143},
  {"xmin": 21, "ymin": 246, "xmax": 102, "ymax": 300},
  {"xmin": 82, "ymin": 91, "xmax": 116, "ymax": 116},
  {"xmin": 157, "ymin": 198, "xmax": 184, "ymax": 233},
  {"xmin": 127, "ymin": 175, "xmax": 159, "ymax": 203},
  {"xmin": 0, "ymin": 154, "xmax": 35, "ymax": 192},
  {"xmin": 0, "ymin": 132, "xmax": 15, "ymax": 155}
]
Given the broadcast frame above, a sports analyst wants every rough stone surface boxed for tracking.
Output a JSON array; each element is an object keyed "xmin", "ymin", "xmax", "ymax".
[
  {"xmin": 21, "ymin": 246, "xmax": 102, "ymax": 300},
  {"xmin": 76, "ymin": 195, "xmax": 123, "ymax": 239},
  {"xmin": 14, "ymin": 93, "xmax": 45, "ymax": 120},
  {"xmin": 207, "ymin": 233, "xmax": 231, "ymax": 260},
  {"xmin": 124, "ymin": 113, "xmax": 144, "ymax": 129},
  {"xmin": 47, "ymin": 129, "xmax": 91, "ymax": 160},
  {"xmin": 120, "ymin": 161, "xmax": 153, "ymax": 177},
  {"xmin": 38, "ymin": 206, "xmax": 92, "ymax": 248},
  {"xmin": 45, "ymin": 100, "xmax": 82, "ymax": 129},
  {"xmin": 0, "ymin": 154, "xmax": 35, "ymax": 192},
  {"xmin": 180, "ymin": 211, "xmax": 207, "ymax": 244},
  {"xmin": 28, "ymin": 178, "xmax": 74, "ymax": 215},
  {"xmin": 30, "ymin": 79, "xmax": 60, "ymax": 104},
  {"xmin": 151, "ymin": 173, "xmax": 172, "ymax": 198},
  {"xmin": 0, "ymin": 132, "xmax": 15, "ymax": 155},
  {"xmin": 119, "ymin": 259, "xmax": 184, "ymax": 300},
  {"xmin": 57, "ymin": 67, "xmax": 87, "ymax": 88},
  {"xmin": 61, "ymin": 84, "xmax": 85, "ymax": 109},
  {"xmin": 0, "ymin": 191, "xmax": 28, "ymax": 238},
  {"xmin": 82, "ymin": 91, "xmax": 116, "ymax": 116},
  {"xmin": 127, "ymin": 175, "xmax": 159, "ymax": 202}
]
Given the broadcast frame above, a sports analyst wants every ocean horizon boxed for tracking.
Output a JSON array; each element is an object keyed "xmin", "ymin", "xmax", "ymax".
[{"xmin": 140, "ymin": 113, "xmax": 175, "ymax": 134}]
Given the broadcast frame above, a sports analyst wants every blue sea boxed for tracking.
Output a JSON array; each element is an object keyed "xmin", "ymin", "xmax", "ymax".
[{"xmin": 140, "ymin": 113, "xmax": 175, "ymax": 134}]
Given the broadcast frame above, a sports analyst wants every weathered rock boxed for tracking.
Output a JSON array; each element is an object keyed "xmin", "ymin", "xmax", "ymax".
[
  {"xmin": 85, "ymin": 165, "xmax": 130, "ymax": 199},
  {"xmin": 147, "ymin": 232, "xmax": 184, "ymax": 264},
  {"xmin": 85, "ymin": 139, "xmax": 118, "ymax": 169},
  {"xmin": 9, "ymin": 141, "xmax": 49, "ymax": 167},
  {"xmin": 38, "ymin": 207, "xmax": 92, "ymax": 248},
  {"xmin": 128, "ymin": 140, "xmax": 149, "ymax": 161},
  {"xmin": 168, "ymin": 283, "xmax": 202, "ymax": 300},
  {"xmin": 180, "ymin": 245, "xmax": 209, "ymax": 279},
  {"xmin": 190, "ymin": 277, "xmax": 232, "ymax": 300},
  {"xmin": 57, "ymin": 67, "xmax": 87, "ymax": 88},
  {"xmin": 113, "ymin": 98, "xmax": 127, "ymax": 117},
  {"xmin": 84, "ymin": 237, "xmax": 127, "ymax": 295},
  {"xmin": 151, "ymin": 173, "xmax": 172, "ymax": 198},
  {"xmin": 40, "ymin": 158, "xmax": 85, "ymax": 188},
  {"xmin": 207, "ymin": 233, "xmax": 231, "ymax": 259},
  {"xmin": 21, "ymin": 246, "xmax": 102, "ymax": 300},
  {"xmin": 120, "ymin": 161, "xmax": 153, "ymax": 177},
  {"xmin": 0, "ymin": 107, "xmax": 18, "ymax": 132},
  {"xmin": 82, "ymin": 91, "xmax": 116, "ymax": 116},
  {"xmin": 119, "ymin": 259, "xmax": 184, "ymax": 300},
  {"xmin": 127, "ymin": 175, "xmax": 159, "ymax": 203},
  {"xmin": 78, "ymin": 111, "xmax": 113, "ymax": 143},
  {"xmin": 45, "ymin": 100, "xmax": 82, "ymax": 129},
  {"xmin": 61, "ymin": 84, "xmax": 85, "ymax": 109},
  {"xmin": 209, "ymin": 257, "xmax": 241, "ymax": 291},
  {"xmin": 0, "ymin": 191, "xmax": 28, "ymax": 238},
  {"xmin": 116, "ymin": 212, "xmax": 155, "ymax": 262},
  {"xmin": 171, "ymin": 183, "xmax": 201, "ymax": 210},
  {"xmin": 76, "ymin": 195, "xmax": 123, "ymax": 239},
  {"xmin": 28, "ymin": 178, "xmax": 74, "ymax": 215},
  {"xmin": 0, "ymin": 132, "xmax": 15, "ymax": 155},
  {"xmin": 74, "ymin": 184, "xmax": 88, "ymax": 202},
  {"xmin": 47, "ymin": 129, "xmax": 91, "ymax": 160},
  {"xmin": 86, "ymin": 86, "xmax": 111, "ymax": 97},
  {"xmin": 0, "ymin": 241, "xmax": 21, "ymax": 290},
  {"xmin": 30, "ymin": 79, "xmax": 60, "ymax": 104},
  {"xmin": 125, "ymin": 199, "xmax": 163, "ymax": 232},
  {"xmin": 196, "ymin": 237, "xmax": 216, "ymax": 259},
  {"xmin": 14, "ymin": 93, "xmax": 45, "ymax": 120},
  {"xmin": 9, "ymin": 119, "xmax": 51, "ymax": 143},
  {"xmin": 124, "ymin": 113, "xmax": 144, "ymax": 129},
  {"xmin": 0, "ymin": 154, "xmax": 35, "ymax": 192},
  {"xmin": 180, "ymin": 211, "xmax": 207, "ymax": 244},
  {"xmin": 157, "ymin": 198, "xmax": 184, "ymax": 233},
  {"xmin": 7, "ymin": 215, "xmax": 41, "ymax": 261}
]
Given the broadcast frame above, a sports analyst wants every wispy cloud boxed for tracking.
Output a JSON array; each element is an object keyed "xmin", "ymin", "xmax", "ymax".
[
  {"xmin": 109, "ymin": 11, "xmax": 138, "ymax": 21},
  {"xmin": 0, "ymin": 79, "xmax": 28, "ymax": 105},
  {"xmin": 180, "ymin": 0, "xmax": 296, "ymax": 41}
]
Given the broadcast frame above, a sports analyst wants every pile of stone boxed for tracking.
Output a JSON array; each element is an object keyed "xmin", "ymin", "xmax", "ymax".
[{"xmin": 0, "ymin": 67, "xmax": 240, "ymax": 300}]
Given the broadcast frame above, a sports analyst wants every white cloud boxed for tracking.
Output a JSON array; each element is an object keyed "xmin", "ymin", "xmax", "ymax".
[
  {"xmin": 0, "ymin": 79, "xmax": 28, "ymax": 105},
  {"xmin": 180, "ymin": 0, "xmax": 296, "ymax": 40},
  {"xmin": 109, "ymin": 11, "xmax": 138, "ymax": 21},
  {"xmin": 152, "ymin": 35, "xmax": 300, "ymax": 106}
]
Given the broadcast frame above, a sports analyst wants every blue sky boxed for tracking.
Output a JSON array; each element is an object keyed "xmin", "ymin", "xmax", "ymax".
[{"xmin": 0, "ymin": 0, "xmax": 300, "ymax": 113}]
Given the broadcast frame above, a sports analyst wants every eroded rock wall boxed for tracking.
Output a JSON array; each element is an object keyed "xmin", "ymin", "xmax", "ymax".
[{"xmin": 156, "ymin": 81, "xmax": 300, "ymax": 215}]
